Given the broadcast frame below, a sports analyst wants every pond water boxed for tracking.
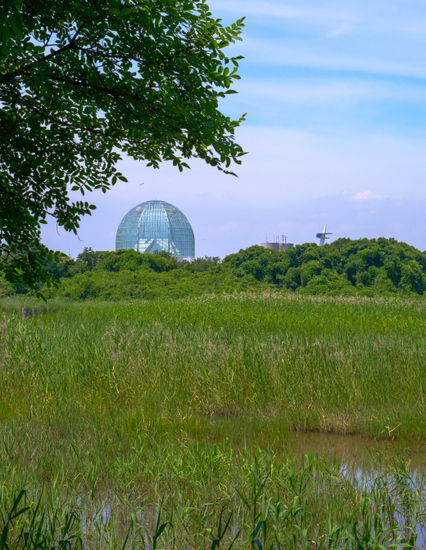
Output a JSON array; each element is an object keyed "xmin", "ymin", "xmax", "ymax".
[
  {"xmin": 284, "ymin": 431, "xmax": 426, "ymax": 473},
  {"xmin": 282, "ymin": 432, "xmax": 426, "ymax": 548},
  {"xmin": 88, "ymin": 433, "xmax": 426, "ymax": 548}
]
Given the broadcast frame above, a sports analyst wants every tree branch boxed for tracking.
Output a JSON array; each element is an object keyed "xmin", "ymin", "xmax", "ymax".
[{"xmin": 0, "ymin": 17, "xmax": 97, "ymax": 85}]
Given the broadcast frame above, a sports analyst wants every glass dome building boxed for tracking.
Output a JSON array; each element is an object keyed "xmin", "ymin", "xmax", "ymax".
[{"xmin": 116, "ymin": 200, "xmax": 195, "ymax": 260}]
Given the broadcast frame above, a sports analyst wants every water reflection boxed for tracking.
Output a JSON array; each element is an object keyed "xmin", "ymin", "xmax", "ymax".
[
  {"xmin": 284, "ymin": 431, "xmax": 426, "ymax": 473},
  {"xmin": 77, "ymin": 433, "xmax": 426, "ymax": 548},
  {"xmin": 283, "ymin": 432, "xmax": 426, "ymax": 548}
]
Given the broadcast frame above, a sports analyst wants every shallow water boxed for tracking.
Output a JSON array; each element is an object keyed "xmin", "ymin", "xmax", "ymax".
[
  {"xmin": 283, "ymin": 432, "xmax": 426, "ymax": 548},
  {"xmin": 86, "ymin": 432, "xmax": 426, "ymax": 548},
  {"xmin": 284, "ymin": 431, "xmax": 426, "ymax": 473}
]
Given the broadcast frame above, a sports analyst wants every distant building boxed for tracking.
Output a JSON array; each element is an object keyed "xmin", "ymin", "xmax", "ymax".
[
  {"xmin": 116, "ymin": 200, "xmax": 195, "ymax": 260},
  {"xmin": 260, "ymin": 235, "xmax": 294, "ymax": 251}
]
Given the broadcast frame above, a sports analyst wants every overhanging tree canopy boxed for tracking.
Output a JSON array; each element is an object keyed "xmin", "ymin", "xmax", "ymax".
[{"xmin": 0, "ymin": 0, "xmax": 245, "ymax": 294}]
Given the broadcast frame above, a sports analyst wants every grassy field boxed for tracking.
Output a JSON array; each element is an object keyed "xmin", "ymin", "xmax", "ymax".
[{"xmin": 1, "ymin": 294, "xmax": 426, "ymax": 548}]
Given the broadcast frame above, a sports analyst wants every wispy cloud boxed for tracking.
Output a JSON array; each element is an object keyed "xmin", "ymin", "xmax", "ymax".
[
  {"xmin": 210, "ymin": 0, "xmax": 357, "ymax": 25},
  {"xmin": 217, "ymin": 0, "xmax": 426, "ymax": 80},
  {"xmin": 352, "ymin": 191, "xmax": 383, "ymax": 201},
  {"xmin": 327, "ymin": 24, "xmax": 350, "ymax": 38},
  {"xmin": 236, "ymin": 78, "xmax": 426, "ymax": 105},
  {"xmin": 211, "ymin": 0, "xmax": 426, "ymax": 37},
  {"xmin": 240, "ymin": 36, "xmax": 426, "ymax": 79}
]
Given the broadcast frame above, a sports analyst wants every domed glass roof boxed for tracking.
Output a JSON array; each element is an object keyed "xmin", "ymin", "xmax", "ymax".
[{"xmin": 116, "ymin": 200, "xmax": 195, "ymax": 258}]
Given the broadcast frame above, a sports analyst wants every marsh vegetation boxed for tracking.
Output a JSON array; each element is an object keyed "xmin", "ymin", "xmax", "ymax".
[{"xmin": 2, "ymin": 294, "xmax": 426, "ymax": 547}]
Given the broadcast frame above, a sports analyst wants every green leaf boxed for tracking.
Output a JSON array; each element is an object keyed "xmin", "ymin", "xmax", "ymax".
[{"xmin": 0, "ymin": 0, "xmax": 245, "ymax": 291}]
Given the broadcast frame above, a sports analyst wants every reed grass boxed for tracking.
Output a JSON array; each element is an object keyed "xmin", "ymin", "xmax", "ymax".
[
  {"xmin": 0, "ymin": 450, "xmax": 423, "ymax": 549},
  {"xmin": 1, "ymin": 293, "xmax": 426, "ymax": 547}
]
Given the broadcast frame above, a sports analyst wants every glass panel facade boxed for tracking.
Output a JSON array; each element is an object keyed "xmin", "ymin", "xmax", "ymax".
[{"xmin": 116, "ymin": 200, "xmax": 195, "ymax": 258}]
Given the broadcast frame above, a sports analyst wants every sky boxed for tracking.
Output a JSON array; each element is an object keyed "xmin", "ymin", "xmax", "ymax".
[{"xmin": 42, "ymin": 0, "xmax": 426, "ymax": 258}]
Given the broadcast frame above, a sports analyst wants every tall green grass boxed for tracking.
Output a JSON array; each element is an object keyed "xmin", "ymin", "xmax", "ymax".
[
  {"xmin": 1, "ymin": 294, "xmax": 426, "ymax": 547},
  {"xmin": 3, "ymin": 294, "xmax": 426, "ymax": 439}
]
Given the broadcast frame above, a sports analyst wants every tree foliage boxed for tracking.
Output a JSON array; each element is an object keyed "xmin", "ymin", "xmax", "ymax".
[
  {"xmin": 223, "ymin": 238, "xmax": 426, "ymax": 296},
  {"xmin": 0, "ymin": 0, "xmax": 245, "ymax": 294},
  {"xmin": 3, "ymin": 238, "xmax": 426, "ymax": 300}
]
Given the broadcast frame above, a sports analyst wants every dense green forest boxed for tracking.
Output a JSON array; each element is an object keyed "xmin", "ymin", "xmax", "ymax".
[{"xmin": 2, "ymin": 237, "xmax": 426, "ymax": 299}]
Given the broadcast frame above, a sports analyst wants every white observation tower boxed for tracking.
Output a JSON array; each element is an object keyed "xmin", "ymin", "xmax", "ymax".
[{"xmin": 316, "ymin": 224, "xmax": 332, "ymax": 246}]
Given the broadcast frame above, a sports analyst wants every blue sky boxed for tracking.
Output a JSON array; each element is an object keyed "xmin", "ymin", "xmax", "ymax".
[{"xmin": 42, "ymin": 0, "xmax": 426, "ymax": 257}]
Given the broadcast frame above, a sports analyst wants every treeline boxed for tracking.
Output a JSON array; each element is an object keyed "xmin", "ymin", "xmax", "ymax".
[
  {"xmin": 40, "ymin": 249, "xmax": 263, "ymax": 300},
  {"xmin": 2, "ymin": 237, "xmax": 426, "ymax": 299},
  {"xmin": 224, "ymin": 237, "xmax": 426, "ymax": 296}
]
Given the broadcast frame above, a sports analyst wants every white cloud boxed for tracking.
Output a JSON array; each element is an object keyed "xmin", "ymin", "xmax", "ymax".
[{"xmin": 352, "ymin": 191, "xmax": 383, "ymax": 201}]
